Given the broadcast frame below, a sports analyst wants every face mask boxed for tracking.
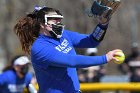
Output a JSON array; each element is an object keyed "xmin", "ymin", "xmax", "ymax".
[
  {"xmin": 20, "ymin": 65, "xmax": 29, "ymax": 75},
  {"xmin": 49, "ymin": 23, "xmax": 64, "ymax": 38}
]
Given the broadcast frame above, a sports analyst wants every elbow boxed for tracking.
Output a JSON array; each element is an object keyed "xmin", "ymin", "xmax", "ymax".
[
  {"xmin": 66, "ymin": 60, "xmax": 79, "ymax": 68},
  {"xmin": 89, "ymin": 35, "xmax": 100, "ymax": 47},
  {"xmin": 91, "ymin": 40, "xmax": 100, "ymax": 47},
  {"xmin": 68, "ymin": 63, "xmax": 77, "ymax": 68},
  {"xmin": 94, "ymin": 42, "xmax": 100, "ymax": 47}
]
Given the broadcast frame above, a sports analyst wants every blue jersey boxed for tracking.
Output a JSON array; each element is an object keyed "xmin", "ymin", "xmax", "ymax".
[
  {"xmin": 31, "ymin": 30, "xmax": 107, "ymax": 93},
  {"xmin": 0, "ymin": 70, "xmax": 32, "ymax": 93}
]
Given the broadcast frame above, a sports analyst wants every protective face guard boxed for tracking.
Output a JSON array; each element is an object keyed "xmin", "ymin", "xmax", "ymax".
[
  {"xmin": 45, "ymin": 14, "xmax": 64, "ymax": 25},
  {"xmin": 52, "ymin": 23, "xmax": 64, "ymax": 38},
  {"xmin": 44, "ymin": 14, "xmax": 64, "ymax": 38}
]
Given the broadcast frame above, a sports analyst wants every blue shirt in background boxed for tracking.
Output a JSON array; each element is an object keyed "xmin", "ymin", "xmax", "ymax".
[{"xmin": 0, "ymin": 70, "xmax": 32, "ymax": 93}]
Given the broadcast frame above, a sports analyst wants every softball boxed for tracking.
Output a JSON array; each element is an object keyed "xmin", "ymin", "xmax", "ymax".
[{"xmin": 113, "ymin": 51, "xmax": 125, "ymax": 64}]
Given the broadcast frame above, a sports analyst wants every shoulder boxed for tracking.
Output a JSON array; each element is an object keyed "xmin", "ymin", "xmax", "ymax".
[
  {"xmin": 0, "ymin": 70, "xmax": 15, "ymax": 80},
  {"xmin": 63, "ymin": 29, "xmax": 78, "ymax": 38},
  {"xmin": 0, "ymin": 70, "xmax": 15, "ymax": 76},
  {"xmin": 63, "ymin": 29, "xmax": 73, "ymax": 34},
  {"xmin": 24, "ymin": 73, "xmax": 33, "ymax": 84},
  {"xmin": 25, "ymin": 72, "xmax": 32, "ymax": 79},
  {"xmin": 31, "ymin": 35, "xmax": 50, "ymax": 54},
  {"xmin": 63, "ymin": 29, "xmax": 79, "ymax": 36},
  {"xmin": 32, "ymin": 35, "xmax": 49, "ymax": 48}
]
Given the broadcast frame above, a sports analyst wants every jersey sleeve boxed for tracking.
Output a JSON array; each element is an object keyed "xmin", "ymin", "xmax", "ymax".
[
  {"xmin": 25, "ymin": 73, "xmax": 33, "ymax": 85},
  {"xmin": 31, "ymin": 45, "xmax": 107, "ymax": 68},
  {"xmin": 64, "ymin": 23, "xmax": 108, "ymax": 48},
  {"xmin": 0, "ymin": 72, "xmax": 8, "ymax": 92},
  {"xmin": 0, "ymin": 73, "xmax": 7, "ymax": 85},
  {"xmin": 64, "ymin": 30, "xmax": 100, "ymax": 48}
]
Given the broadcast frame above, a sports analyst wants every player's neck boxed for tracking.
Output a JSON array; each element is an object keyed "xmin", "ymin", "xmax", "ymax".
[{"xmin": 40, "ymin": 29, "xmax": 51, "ymax": 36}]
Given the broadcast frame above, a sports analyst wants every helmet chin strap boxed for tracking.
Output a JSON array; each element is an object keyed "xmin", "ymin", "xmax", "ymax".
[{"xmin": 49, "ymin": 30, "xmax": 62, "ymax": 38}]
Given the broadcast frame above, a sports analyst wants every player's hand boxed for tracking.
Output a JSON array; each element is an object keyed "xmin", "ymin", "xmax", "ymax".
[{"xmin": 106, "ymin": 49, "xmax": 122, "ymax": 63}]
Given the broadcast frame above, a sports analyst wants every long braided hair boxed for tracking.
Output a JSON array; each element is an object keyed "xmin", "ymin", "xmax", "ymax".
[{"xmin": 14, "ymin": 6, "xmax": 62, "ymax": 54}]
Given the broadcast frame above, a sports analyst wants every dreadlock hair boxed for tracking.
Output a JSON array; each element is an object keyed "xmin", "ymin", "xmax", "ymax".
[{"xmin": 14, "ymin": 6, "xmax": 62, "ymax": 54}]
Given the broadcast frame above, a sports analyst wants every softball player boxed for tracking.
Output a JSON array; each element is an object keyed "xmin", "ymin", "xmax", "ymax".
[
  {"xmin": 0, "ymin": 55, "xmax": 32, "ymax": 93},
  {"xmin": 14, "ymin": 2, "xmax": 121, "ymax": 93}
]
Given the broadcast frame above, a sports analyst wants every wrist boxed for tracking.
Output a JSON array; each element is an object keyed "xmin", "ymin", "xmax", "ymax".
[
  {"xmin": 102, "ymin": 55, "xmax": 108, "ymax": 64},
  {"xmin": 92, "ymin": 25, "xmax": 107, "ymax": 42},
  {"xmin": 105, "ymin": 54, "xmax": 109, "ymax": 63},
  {"xmin": 98, "ymin": 23, "xmax": 109, "ymax": 30}
]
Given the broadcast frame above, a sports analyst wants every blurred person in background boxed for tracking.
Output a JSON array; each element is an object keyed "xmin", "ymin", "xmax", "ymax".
[
  {"xmin": 0, "ymin": 55, "xmax": 36, "ymax": 93},
  {"xmin": 128, "ymin": 45, "xmax": 140, "ymax": 93},
  {"xmin": 78, "ymin": 48, "xmax": 106, "ymax": 83},
  {"xmin": 13, "ymin": 6, "xmax": 121, "ymax": 93},
  {"xmin": 78, "ymin": 48, "xmax": 106, "ymax": 93},
  {"xmin": 84, "ymin": 48, "xmax": 106, "ymax": 83},
  {"xmin": 119, "ymin": 44, "xmax": 140, "ymax": 93}
]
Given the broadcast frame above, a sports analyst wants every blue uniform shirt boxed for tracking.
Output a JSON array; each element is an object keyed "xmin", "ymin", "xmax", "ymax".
[
  {"xmin": 0, "ymin": 70, "xmax": 32, "ymax": 93},
  {"xmin": 31, "ymin": 30, "xmax": 107, "ymax": 93}
]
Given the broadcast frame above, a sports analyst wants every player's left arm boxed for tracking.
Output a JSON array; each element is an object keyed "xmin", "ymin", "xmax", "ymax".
[
  {"xmin": 64, "ymin": 24, "xmax": 107, "ymax": 48},
  {"xmin": 89, "ymin": 0, "xmax": 121, "ymax": 41},
  {"xmin": 64, "ymin": 30, "xmax": 100, "ymax": 48}
]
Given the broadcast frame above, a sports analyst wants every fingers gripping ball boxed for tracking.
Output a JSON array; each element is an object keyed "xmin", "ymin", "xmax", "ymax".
[{"xmin": 113, "ymin": 51, "xmax": 125, "ymax": 64}]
